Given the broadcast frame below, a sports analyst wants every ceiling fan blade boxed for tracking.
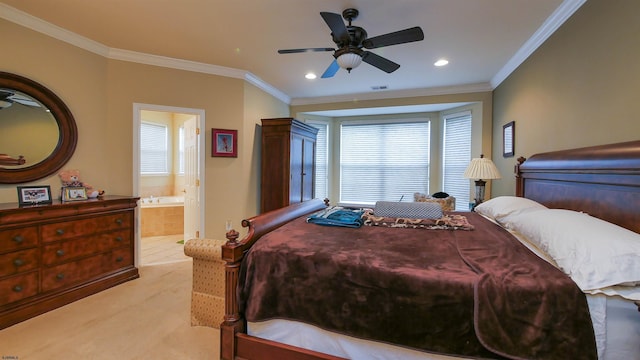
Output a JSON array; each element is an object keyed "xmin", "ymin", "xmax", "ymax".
[
  {"xmin": 278, "ymin": 47, "xmax": 335, "ymax": 54},
  {"xmin": 320, "ymin": 12, "xmax": 349, "ymax": 43},
  {"xmin": 362, "ymin": 52, "xmax": 400, "ymax": 73},
  {"xmin": 363, "ymin": 27, "xmax": 424, "ymax": 49},
  {"xmin": 321, "ymin": 59, "xmax": 340, "ymax": 78},
  {"xmin": 11, "ymin": 97, "xmax": 41, "ymax": 107}
]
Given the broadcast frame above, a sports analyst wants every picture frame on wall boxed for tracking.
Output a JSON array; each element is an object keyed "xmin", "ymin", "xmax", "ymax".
[
  {"xmin": 503, "ymin": 121, "xmax": 515, "ymax": 158},
  {"xmin": 62, "ymin": 186, "xmax": 88, "ymax": 201},
  {"xmin": 17, "ymin": 185, "xmax": 52, "ymax": 206},
  {"xmin": 212, "ymin": 128, "xmax": 238, "ymax": 157}
]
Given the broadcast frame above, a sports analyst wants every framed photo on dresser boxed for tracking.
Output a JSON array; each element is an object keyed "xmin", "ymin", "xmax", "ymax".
[
  {"xmin": 62, "ymin": 186, "xmax": 88, "ymax": 201},
  {"xmin": 17, "ymin": 185, "xmax": 52, "ymax": 206}
]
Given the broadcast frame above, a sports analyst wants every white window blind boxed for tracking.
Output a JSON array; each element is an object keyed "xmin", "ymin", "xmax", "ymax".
[
  {"xmin": 443, "ymin": 112, "xmax": 471, "ymax": 210},
  {"xmin": 340, "ymin": 120, "xmax": 430, "ymax": 205},
  {"xmin": 309, "ymin": 122, "xmax": 328, "ymax": 200},
  {"xmin": 140, "ymin": 122, "xmax": 168, "ymax": 174}
]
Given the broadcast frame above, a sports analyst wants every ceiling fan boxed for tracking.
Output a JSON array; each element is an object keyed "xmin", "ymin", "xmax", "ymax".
[
  {"xmin": 278, "ymin": 8, "xmax": 424, "ymax": 78},
  {"xmin": 0, "ymin": 89, "xmax": 41, "ymax": 110}
]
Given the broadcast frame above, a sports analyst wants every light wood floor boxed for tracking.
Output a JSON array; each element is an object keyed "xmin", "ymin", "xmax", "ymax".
[
  {"xmin": 140, "ymin": 234, "xmax": 191, "ymax": 265},
  {"xmin": 0, "ymin": 237, "xmax": 220, "ymax": 359}
]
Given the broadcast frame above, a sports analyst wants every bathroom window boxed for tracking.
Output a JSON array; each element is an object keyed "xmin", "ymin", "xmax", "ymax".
[
  {"xmin": 178, "ymin": 126, "xmax": 185, "ymax": 174},
  {"xmin": 140, "ymin": 122, "xmax": 168, "ymax": 174}
]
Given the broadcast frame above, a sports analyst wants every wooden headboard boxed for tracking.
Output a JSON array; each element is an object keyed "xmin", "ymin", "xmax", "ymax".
[{"xmin": 516, "ymin": 140, "xmax": 640, "ymax": 234}]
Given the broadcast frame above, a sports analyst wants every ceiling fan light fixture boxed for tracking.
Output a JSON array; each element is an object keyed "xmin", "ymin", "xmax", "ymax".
[
  {"xmin": 336, "ymin": 52, "xmax": 362, "ymax": 72},
  {"xmin": 434, "ymin": 59, "xmax": 449, "ymax": 67}
]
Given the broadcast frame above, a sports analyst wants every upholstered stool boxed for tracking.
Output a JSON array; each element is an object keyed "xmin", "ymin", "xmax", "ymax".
[
  {"xmin": 414, "ymin": 192, "xmax": 456, "ymax": 211},
  {"xmin": 183, "ymin": 238, "xmax": 226, "ymax": 328}
]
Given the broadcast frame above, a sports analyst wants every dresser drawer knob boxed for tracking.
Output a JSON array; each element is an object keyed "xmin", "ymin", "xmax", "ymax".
[
  {"xmin": 56, "ymin": 249, "xmax": 65, "ymax": 257},
  {"xmin": 115, "ymin": 219, "xmax": 123, "ymax": 225},
  {"xmin": 115, "ymin": 236, "xmax": 123, "ymax": 242},
  {"xmin": 13, "ymin": 235, "xmax": 24, "ymax": 243},
  {"xmin": 56, "ymin": 229, "xmax": 65, "ymax": 235},
  {"xmin": 56, "ymin": 273, "xmax": 65, "ymax": 280},
  {"xmin": 13, "ymin": 285, "xmax": 23, "ymax": 293},
  {"xmin": 13, "ymin": 258, "xmax": 25, "ymax": 267},
  {"xmin": 116, "ymin": 256, "xmax": 124, "ymax": 262}
]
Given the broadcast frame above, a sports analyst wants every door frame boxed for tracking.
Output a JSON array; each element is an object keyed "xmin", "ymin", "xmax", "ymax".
[{"xmin": 132, "ymin": 103, "xmax": 206, "ymax": 267}]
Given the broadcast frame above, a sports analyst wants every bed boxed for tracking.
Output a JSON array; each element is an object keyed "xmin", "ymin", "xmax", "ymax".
[{"xmin": 220, "ymin": 140, "xmax": 640, "ymax": 360}]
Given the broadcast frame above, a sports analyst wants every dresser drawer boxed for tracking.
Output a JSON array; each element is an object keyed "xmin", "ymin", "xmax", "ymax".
[
  {"xmin": 41, "ymin": 212, "xmax": 132, "ymax": 243},
  {"xmin": 0, "ymin": 271, "xmax": 39, "ymax": 304},
  {"xmin": 0, "ymin": 227, "xmax": 38, "ymax": 253},
  {"xmin": 42, "ymin": 248, "xmax": 133, "ymax": 292},
  {"xmin": 0, "ymin": 249, "xmax": 39, "ymax": 277},
  {"xmin": 42, "ymin": 229, "xmax": 131, "ymax": 266}
]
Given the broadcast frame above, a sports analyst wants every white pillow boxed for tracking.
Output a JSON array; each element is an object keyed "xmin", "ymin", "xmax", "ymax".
[
  {"xmin": 506, "ymin": 209, "xmax": 640, "ymax": 291},
  {"xmin": 474, "ymin": 196, "xmax": 547, "ymax": 224}
]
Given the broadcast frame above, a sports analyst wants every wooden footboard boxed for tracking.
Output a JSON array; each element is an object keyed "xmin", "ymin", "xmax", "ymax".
[{"xmin": 220, "ymin": 198, "xmax": 329, "ymax": 360}]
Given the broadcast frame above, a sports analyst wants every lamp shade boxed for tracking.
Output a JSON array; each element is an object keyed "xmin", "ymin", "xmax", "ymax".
[
  {"xmin": 336, "ymin": 52, "xmax": 362, "ymax": 71},
  {"xmin": 463, "ymin": 155, "xmax": 501, "ymax": 180}
]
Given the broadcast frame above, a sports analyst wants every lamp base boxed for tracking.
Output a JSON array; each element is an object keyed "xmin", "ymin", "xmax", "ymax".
[{"xmin": 472, "ymin": 179, "xmax": 487, "ymax": 211}]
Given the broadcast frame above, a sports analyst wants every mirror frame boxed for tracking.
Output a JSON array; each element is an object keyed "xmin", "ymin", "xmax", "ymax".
[{"xmin": 0, "ymin": 72, "xmax": 78, "ymax": 184}]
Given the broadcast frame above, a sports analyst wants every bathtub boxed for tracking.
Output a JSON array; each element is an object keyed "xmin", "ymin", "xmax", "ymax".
[
  {"xmin": 140, "ymin": 196, "xmax": 184, "ymax": 237},
  {"xmin": 140, "ymin": 195, "xmax": 184, "ymax": 208}
]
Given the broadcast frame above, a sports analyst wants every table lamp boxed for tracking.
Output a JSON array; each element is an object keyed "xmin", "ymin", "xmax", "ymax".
[{"xmin": 463, "ymin": 154, "xmax": 501, "ymax": 209}]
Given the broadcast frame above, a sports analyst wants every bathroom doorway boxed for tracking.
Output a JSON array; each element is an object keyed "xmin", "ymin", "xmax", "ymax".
[{"xmin": 133, "ymin": 103, "xmax": 205, "ymax": 266}]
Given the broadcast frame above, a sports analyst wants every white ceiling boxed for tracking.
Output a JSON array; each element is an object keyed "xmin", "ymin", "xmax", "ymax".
[{"xmin": 1, "ymin": 0, "xmax": 584, "ymax": 108}]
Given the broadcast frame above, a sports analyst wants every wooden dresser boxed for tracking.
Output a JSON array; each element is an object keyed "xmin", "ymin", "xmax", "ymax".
[
  {"xmin": 261, "ymin": 118, "xmax": 318, "ymax": 213},
  {"xmin": 0, "ymin": 195, "xmax": 139, "ymax": 329}
]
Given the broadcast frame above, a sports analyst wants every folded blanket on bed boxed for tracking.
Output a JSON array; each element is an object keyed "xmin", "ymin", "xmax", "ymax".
[
  {"xmin": 307, "ymin": 207, "xmax": 365, "ymax": 228},
  {"xmin": 363, "ymin": 210, "xmax": 474, "ymax": 230}
]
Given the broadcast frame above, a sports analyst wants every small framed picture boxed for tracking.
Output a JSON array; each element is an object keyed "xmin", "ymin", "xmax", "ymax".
[
  {"xmin": 212, "ymin": 128, "xmax": 238, "ymax": 158},
  {"xmin": 17, "ymin": 185, "xmax": 52, "ymax": 206},
  {"xmin": 503, "ymin": 121, "xmax": 515, "ymax": 158},
  {"xmin": 62, "ymin": 186, "xmax": 88, "ymax": 201}
]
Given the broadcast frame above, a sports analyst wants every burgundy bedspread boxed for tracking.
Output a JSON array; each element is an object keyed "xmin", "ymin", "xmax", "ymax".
[{"xmin": 238, "ymin": 212, "xmax": 596, "ymax": 359}]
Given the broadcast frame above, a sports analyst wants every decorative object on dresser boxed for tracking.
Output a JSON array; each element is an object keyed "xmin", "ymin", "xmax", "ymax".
[
  {"xmin": 260, "ymin": 118, "xmax": 318, "ymax": 213},
  {"xmin": 211, "ymin": 128, "xmax": 238, "ymax": 158},
  {"xmin": 16, "ymin": 185, "xmax": 52, "ymax": 206},
  {"xmin": 0, "ymin": 195, "xmax": 139, "ymax": 329},
  {"xmin": 61, "ymin": 186, "xmax": 88, "ymax": 201},
  {"xmin": 463, "ymin": 154, "xmax": 501, "ymax": 209}
]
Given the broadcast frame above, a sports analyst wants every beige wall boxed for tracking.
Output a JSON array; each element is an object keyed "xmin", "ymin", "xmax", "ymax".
[
  {"xmin": 492, "ymin": 0, "xmax": 640, "ymax": 196},
  {"xmin": 0, "ymin": 18, "xmax": 290, "ymax": 240}
]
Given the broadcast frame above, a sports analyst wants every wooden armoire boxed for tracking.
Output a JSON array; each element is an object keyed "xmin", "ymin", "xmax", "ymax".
[{"xmin": 260, "ymin": 118, "xmax": 318, "ymax": 213}]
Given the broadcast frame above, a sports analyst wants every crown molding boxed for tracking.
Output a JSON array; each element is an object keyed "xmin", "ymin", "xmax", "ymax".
[
  {"xmin": 491, "ymin": 0, "xmax": 587, "ymax": 88},
  {"xmin": 0, "ymin": 3, "xmax": 109, "ymax": 57},
  {"xmin": 244, "ymin": 73, "xmax": 291, "ymax": 104},
  {"xmin": 290, "ymin": 83, "xmax": 492, "ymax": 106},
  {"xmin": 107, "ymin": 48, "xmax": 247, "ymax": 79},
  {"xmin": 0, "ymin": 3, "xmax": 290, "ymax": 104}
]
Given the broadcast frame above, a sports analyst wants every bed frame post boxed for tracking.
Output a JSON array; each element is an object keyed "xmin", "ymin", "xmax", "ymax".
[
  {"xmin": 515, "ymin": 156, "xmax": 526, "ymax": 197},
  {"xmin": 220, "ymin": 229, "xmax": 244, "ymax": 360}
]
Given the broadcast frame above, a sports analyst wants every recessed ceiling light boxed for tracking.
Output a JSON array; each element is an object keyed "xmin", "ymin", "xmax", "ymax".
[
  {"xmin": 305, "ymin": 73, "xmax": 317, "ymax": 80},
  {"xmin": 434, "ymin": 59, "xmax": 449, "ymax": 67}
]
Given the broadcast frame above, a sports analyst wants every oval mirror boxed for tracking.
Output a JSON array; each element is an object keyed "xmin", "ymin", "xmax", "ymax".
[{"xmin": 0, "ymin": 72, "xmax": 77, "ymax": 184}]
